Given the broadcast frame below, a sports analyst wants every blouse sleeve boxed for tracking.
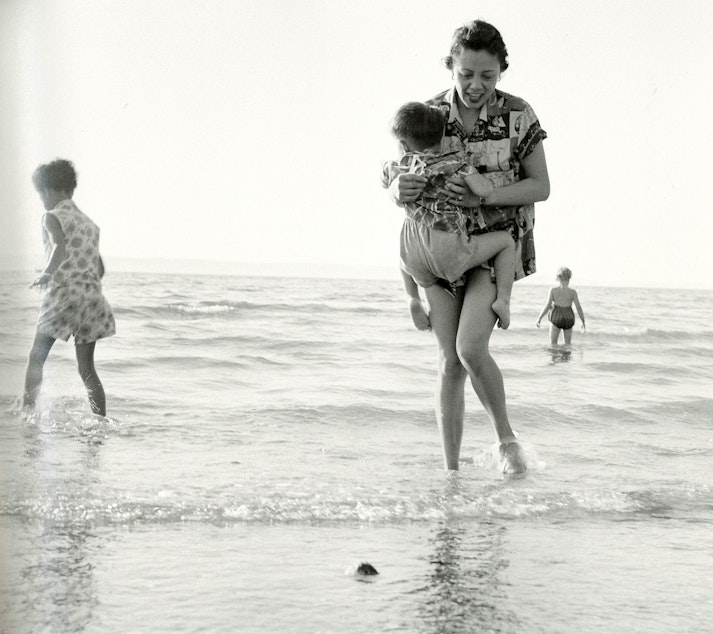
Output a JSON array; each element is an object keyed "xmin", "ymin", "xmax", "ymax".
[
  {"xmin": 513, "ymin": 103, "xmax": 547, "ymax": 161},
  {"xmin": 381, "ymin": 160, "xmax": 399, "ymax": 189}
]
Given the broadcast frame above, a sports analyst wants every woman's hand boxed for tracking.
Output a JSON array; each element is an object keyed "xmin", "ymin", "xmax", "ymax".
[
  {"xmin": 388, "ymin": 173, "xmax": 427, "ymax": 205},
  {"xmin": 444, "ymin": 174, "xmax": 481, "ymax": 207}
]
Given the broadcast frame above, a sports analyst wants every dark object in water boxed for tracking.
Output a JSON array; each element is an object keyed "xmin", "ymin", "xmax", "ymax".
[{"xmin": 356, "ymin": 562, "xmax": 379, "ymax": 575}]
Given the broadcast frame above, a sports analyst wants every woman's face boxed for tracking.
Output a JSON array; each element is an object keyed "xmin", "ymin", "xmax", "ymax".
[{"xmin": 451, "ymin": 48, "xmax": 501, "ymax": 110}]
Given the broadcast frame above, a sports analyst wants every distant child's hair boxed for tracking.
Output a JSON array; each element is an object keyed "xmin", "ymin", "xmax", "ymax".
[
  {"xmin": 556, "ymin": 266, "xmax": 573, "ymax": 280},
  {"xmin": 32, "ymin": 159, "xmax": 77, "ymax": 194},
  {"xmin": 390, "ymin": 102, "xmax": 446, "ymax": 151},
  {"xmin": 444, "ymin": 19, "xmax": 509, "ymax": 72}
]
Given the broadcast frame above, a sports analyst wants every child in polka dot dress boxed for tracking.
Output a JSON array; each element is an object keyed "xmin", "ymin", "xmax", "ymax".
[{"xmin": 23, "ymin": 159, "xmax": 115, "ymax": 416}]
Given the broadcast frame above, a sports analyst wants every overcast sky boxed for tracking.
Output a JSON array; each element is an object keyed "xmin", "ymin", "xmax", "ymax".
[{"xmin": 2, "ymin": 0, "xmax": 713, "ymax": 288}]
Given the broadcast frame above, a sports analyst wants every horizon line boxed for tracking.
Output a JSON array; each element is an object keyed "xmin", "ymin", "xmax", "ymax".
[{"xmin": 1, "ymin": 256, "xmax": 711, "ymax": 291}]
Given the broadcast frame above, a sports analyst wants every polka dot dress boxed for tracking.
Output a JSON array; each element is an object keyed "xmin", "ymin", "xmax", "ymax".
[{"xmin": 37, "ymin": 199, "xmax": 116, "ymax": 345}]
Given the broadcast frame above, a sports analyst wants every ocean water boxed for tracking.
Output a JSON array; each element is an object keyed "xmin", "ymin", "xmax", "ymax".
[{"xmin": 1, "ymin": 270, "xmax": 712, "ymax": 633}]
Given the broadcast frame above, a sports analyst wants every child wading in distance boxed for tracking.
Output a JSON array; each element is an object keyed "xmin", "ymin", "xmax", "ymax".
[
  {"xmin": 381, "ymin": 102, "xmax": 516, "ymax": 330},
  {"xmin": 23, "ymin": 159, "xmax": 115, "ymax": 416},
  {"xmin": 536, "ymin": 266, "xmax": 586, "ymax": 345}
]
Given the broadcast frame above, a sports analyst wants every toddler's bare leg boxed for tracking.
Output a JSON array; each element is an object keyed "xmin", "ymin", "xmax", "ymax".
[
  {"xmin": 459, "ymin": 231, "xmax": 515, "ymax": 329},
  {"xmin": 401, "ymin": 270, "xmax": 431, "ymax": 331}
]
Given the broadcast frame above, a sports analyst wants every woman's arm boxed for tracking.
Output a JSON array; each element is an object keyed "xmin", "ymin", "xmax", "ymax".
[
  {"xmin": 446, "ymin": 143, "xmax": 550, "ymax": 208},
  {"xmin": 482, "ymin": 143, "xmax": 550, "ymax": 207},
  {"xmin": 536, "ymin": 289, "xmax": 554, "ymax": 326},
  {"xmin": 31, "ymin": 214, "xmax": 66, "ymax": 288}
]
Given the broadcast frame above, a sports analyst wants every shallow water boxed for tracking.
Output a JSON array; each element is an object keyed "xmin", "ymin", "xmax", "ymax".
[{"xmin": 1, "ymin": 271, "xmax": 712, "ymax": 632}]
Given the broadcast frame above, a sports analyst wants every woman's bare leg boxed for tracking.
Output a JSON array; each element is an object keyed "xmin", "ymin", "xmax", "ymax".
[
  {"xmin": 455, "ymin": 268, "xmax": 516, "ymax": 443},
  {"xmin": 23, "ymin": 331, "xmax": 55, "ymax": 410},
  {"xmin": 76, "ymin": 342, "xmax": 106, "ymax": 416},
  {"xmin": 424, "ymin": 283, "xmax": 468, "ymax": 470},
  {"xmin": 563, "ymin": 328, "xmax": 573, "ymax": 345}
]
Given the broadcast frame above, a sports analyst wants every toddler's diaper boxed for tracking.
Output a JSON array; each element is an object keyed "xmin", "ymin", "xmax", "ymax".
[{"xmin": 400, "ymin": 218, "xmax": 480, "ymax": 287}]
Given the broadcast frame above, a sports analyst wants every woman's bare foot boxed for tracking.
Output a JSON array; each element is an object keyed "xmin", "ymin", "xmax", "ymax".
[
  {"xmin": 499, "ymin": 440, "xmax": 527, "ymax": 475},
  {"xmin": 409, "ymin": 298, "xmax": 431, "ymax": 330},
  {"xmin": 491, "ymin": 297, "xmax": 510, "ymax": 329}
]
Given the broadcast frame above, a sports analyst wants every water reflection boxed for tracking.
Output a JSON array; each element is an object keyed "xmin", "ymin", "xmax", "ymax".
[
  {"xmin": 548, "ymin": 345, "xmax": 572, "ymax": 364},
  {"xmin": 414, "ymin": 479, "xmax": 521, "ymax": 633},
  {"xmin": 9, "ymin": 420, "xmax": 103, "ymax": 633},
  {"xmin": 19, "ymin": 524, "xmax": 100, "ymax": 632}
]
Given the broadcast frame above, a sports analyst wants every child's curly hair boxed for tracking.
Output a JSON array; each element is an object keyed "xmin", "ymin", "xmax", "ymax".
[{"xmin": 32, "ymin": 159, "xmax": 77, "ymax": 194}]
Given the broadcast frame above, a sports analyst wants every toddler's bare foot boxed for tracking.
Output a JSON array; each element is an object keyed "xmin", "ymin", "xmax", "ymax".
[
  {"xmin": 491, "ymin": 297, "xmax": 510, "ymax": 329},
  {"xmin": 409, "ymin": 298, "xmax": 431, "ymax": 331}
]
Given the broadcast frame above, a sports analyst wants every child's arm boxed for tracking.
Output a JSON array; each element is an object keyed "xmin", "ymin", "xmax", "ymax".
[
  {"xmin": 572, "ymin": 290, "xmax": 586, "ymax": 330},
  {"xmin": 445, "ymin": 144, "xmax": 550, "ymax": 208},
  {"xmin": 463, "ymin": 171, "xmax": 495, "ymax": 199},
  {"xmin": 401, "ymin": 271, "xmax": 431, "ymax": 331},
  {"xmin": 31, "ymin": 213, "xmax": 66, "ymax": 288},
  {"xmin": 535, "ymin": 289, "xmax": 554, "ymax": 327},
  {"xmin": 382, "ymin": 160, "xmax": 427, "ymax": 207}
]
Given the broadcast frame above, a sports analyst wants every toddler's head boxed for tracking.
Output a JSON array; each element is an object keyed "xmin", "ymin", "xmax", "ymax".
[{"xmin": 391, "ymin": 102, "xmax": 446, "ymax": 153}]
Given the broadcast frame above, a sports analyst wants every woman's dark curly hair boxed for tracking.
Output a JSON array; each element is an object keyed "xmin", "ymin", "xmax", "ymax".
[
  {"xmin": 391, "ymin": 102, "xmax": 446, "ymax": 151},
  {"xmin": 32, "ymin": 159, "xmax": 77, "ymax": 194},
  {"xmin": 443, "ymin": 20, "xmax": 509, "ymax": 72}
]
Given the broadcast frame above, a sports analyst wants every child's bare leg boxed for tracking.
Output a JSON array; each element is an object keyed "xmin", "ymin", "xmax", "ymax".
[
  {"xmin": 490, "ymin": 240, "xmax": 515, "ymax": 329},
  {"xmin": 76, "ymin": 342, "xmax": 106, "ymax": 416},
  {"xmin": 401, "ymin": 270, "xmax": 431, "ymax": 331},
  {"xmin": 458, "ymin": 231, "xmax": 515, "ymax": 329},
  {"xmin": 549, "ymin": 324, "xmax": 561, "ymax": 346},
  {"xmin": 23, "ymin": 331, "xmax": 55, "ymax": 410}
]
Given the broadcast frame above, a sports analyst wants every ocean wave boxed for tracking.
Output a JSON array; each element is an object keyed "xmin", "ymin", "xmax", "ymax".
[
  {"xmin": 583, "ymin": 326, "xmax": 713, "ymax": 344},
  {"xmin": 113, "ymin": 299, "xmax": 388, "ymax": 320},
  {"xmin": 586, "ymin": 360, "xmax": 695, "ymax": 377},
  {"xmin": 100, "ymin": 354, "xmax": 281, "ymax": 371},
  {"xmin": 633, "ymin": 397, "xmax": 713, "ymax": 424},
  {"xmin": 4, "ymin": 484, "xmax": 710, "ymax": 527}
]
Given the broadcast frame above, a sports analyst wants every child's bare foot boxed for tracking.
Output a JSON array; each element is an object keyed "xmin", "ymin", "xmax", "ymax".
[
  {"xmin": 492, "ymin": 297, "xmax": 510, "ymax": 329},
  {"xmin": 409, "ymin": 298, "xmax": 431, "ymax": 331}
]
